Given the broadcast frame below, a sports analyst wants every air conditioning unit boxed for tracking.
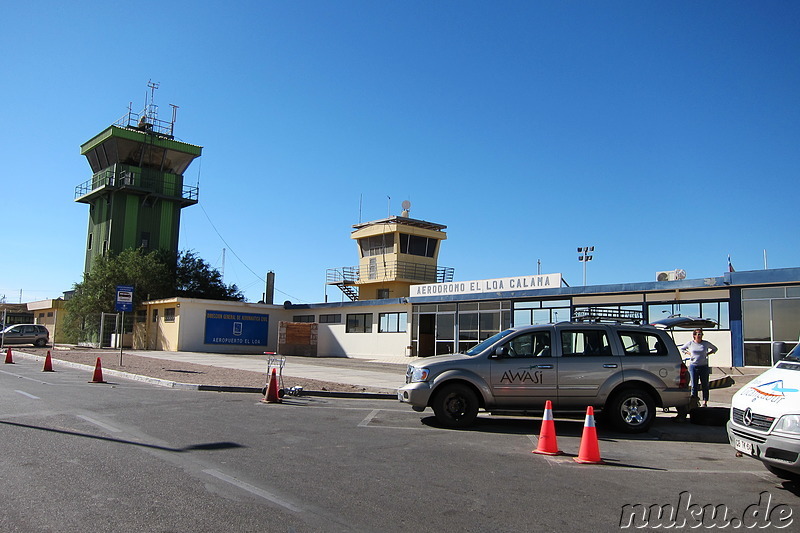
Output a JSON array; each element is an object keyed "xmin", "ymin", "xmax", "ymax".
[{"xmin": 656, "ymin": 269, "xmax": 687, "ymax": 282}]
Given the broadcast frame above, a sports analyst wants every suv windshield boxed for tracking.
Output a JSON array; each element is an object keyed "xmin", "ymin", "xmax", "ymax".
[
  {"xmin": 465, "ymin": 329, "xmax": 514, "ymax": 356},
  {"xmin": 784, "ymin": 343, "xmax": 800, "ymax": 363}
]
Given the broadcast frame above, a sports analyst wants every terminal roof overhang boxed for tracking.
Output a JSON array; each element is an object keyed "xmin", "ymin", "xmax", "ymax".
[
  {"xmin": 286, "ymin": 267, "xmax": 800, "ymax": 310},
  {"xmin": 81, "ymin": 125, "xmax": 202, "ymax": 175}
]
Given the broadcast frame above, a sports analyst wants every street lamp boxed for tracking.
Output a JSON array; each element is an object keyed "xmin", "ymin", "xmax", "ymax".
[{"xmin": 577, "ymin": 246, "xmax": 594, "ymax": 285}]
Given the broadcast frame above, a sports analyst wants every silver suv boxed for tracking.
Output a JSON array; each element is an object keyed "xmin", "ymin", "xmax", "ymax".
[
  {"xmin": 398, "ymin": 322, "xmax": 690, "ymax": 432},
  {"xmin": 1, "ymin": 324, "xmax": 50, "ymax": 347}
]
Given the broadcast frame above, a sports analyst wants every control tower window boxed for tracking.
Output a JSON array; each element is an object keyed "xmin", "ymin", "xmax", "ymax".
[
  {"xmin": 359, "ymin": 234, "xmax": 394, "ymax": 257},
  {"xmin": 399, "ymin": 234, "xmax": 437, "ymax": 258}
]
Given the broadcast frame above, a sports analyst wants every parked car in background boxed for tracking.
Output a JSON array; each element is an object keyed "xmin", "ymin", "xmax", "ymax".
[
  {"xmin": 727, "ymin": 343, "xmax": 800, "ymax": 481},
  {"xmin": 398, "ymin": 320, "xmax": 690, "ymax": 432},
  {"xmin": 1, "ymin": 324, "xmax": 50, "ymax": 347}
]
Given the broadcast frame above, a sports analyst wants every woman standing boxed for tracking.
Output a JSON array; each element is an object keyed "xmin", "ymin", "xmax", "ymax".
[{"xmin": 680, "ymin": 329, "xmax": 718, "ymax": 407}]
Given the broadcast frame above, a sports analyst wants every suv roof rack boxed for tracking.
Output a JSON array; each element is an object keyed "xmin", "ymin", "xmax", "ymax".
[{"xmin": 573, "ymin": 307, "xmax": 644, "ymax": 324}]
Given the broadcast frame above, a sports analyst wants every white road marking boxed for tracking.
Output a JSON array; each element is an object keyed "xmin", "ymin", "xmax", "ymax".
[
  {"xmin": 0, "ymin": 369, "xmax": 50, "ymax": 384},
  {"xmin": 76, "ymin": 414, "xmax": 123, "ymax": 433},
  {"xmin": 358, "ymin": 409, "xmax": 381, "ymax": 427},
  {"xmin": 203, "ymin": 469, "xmax": 303, "ymax": 512},
  {"xmin": 14, "ymin": 390, "xmax": 40, "ymax": 399}
]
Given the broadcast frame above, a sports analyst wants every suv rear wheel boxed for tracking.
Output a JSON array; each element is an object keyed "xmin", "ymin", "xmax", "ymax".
[
  {"xmin": 432, "ymin": 383, "xmax": 479, "ymax": 428},
  {"xmin": 607, "ymin": 388, "xmax": 655, "ymax": 433}
]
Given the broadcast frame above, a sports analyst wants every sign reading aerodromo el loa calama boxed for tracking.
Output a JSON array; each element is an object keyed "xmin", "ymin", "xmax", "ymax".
[{"xmin": 410, "ymin": 273, "xmax": 562, "ymax": 297}]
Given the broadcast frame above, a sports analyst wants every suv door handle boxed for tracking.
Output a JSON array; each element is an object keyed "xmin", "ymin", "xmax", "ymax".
[
  {"xmin": 533, "ymin": 364, "xmax": 554, "ymax": 369},
  {"xmin": 603, "ymin": 364, "xmax": 618, "ymax": 368}
]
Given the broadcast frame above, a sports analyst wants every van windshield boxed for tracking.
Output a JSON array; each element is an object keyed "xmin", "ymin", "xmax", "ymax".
[
  {"xmin": 465, "ymin": 329, "xmax": 514, "ymax": 356},
  {"xmin": 785, "ymin": 343, "xmax": 800, "ymax": 363}
]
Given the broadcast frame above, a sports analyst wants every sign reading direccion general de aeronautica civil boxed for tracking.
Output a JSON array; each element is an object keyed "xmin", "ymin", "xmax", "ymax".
[{"xmin": 410, "ymin": 273, "xmax": 562, "ymax": 297}]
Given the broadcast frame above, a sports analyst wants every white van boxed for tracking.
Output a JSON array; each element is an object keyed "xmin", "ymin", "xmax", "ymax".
[{"xmin": 727, "ymin": 343, "xmax": 800, "ymax": 480}]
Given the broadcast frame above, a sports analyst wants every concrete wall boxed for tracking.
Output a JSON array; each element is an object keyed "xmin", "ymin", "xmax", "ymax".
[{"xmin": 317, "ymin": 302, "xmax": 412, "ymax": 358}]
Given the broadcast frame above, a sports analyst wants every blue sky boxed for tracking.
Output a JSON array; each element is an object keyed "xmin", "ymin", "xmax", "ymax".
[{"xmin": 2, "ymin": 1, "xmax": 798, "ymax": 304}]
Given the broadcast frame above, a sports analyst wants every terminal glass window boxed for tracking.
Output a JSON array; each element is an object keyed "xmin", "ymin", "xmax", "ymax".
[
  {"xmin": 379, "ymin": 312, "xmax": 407, "ymax": 333},
  {"xmin": 319, "ymin": 314, "xmax": 341, "ymax": 324},
  {"xmin": 513, "ymin": 300, "xmax": 570, "ymax": 326},
  {"xmin": 292, "ymin": 315, "xmax": 315, "ymax": 323},
  {"xmin": 412, "ymin": 301, "xmax": 510, "ymax": 357},
  {"xmin": 647, "ymin": 302, "xmax": 728, "ymax": 330},
  {"xmin": 346, "ymin": 313, "xmax": 372, "ymax": 333},
  {"xmin": 743, "ymin": 286, "xmax": 800, "ymax": 365}
]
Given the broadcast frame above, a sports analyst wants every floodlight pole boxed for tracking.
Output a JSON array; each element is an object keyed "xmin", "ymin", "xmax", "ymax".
[{"xmin": 577, "ymin": 246, "xmax": 595, "ymax": 286}]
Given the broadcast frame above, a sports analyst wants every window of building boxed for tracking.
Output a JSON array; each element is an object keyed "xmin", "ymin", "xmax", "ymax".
[
  {"xmin": 292, "ymin": 315, "xmax": 315, "ymax": 323},
  {"xmin": 319, "ymin": 314, "xmax": 341, "ymax": 324},
  {"xmin": 346, "ymin": 313, "xmax": 373, "ymax": 333},
  {"xmin": 377, "ymin": 289, "xmax": 390, "ymax": 299},
  {"xmin": 47, "ymin": 312, "xmax": 53, "ymax": 318},
  {"xmin": 399, "ymin": 234, "xmax": 437, "ymax": 258},
  {"xmin": 38, "ymin": 313, "xmax": 45, "ymax": 319},
  {"xmin": 359, "ymin": 234, "xmax": 394, "ymax": 257},
  {"xmin": 513, "ymin": 300, "xmax": 571, "ymax": 326},
  {"xmin": 152, "ymin": 309, "xmax": 158, "ymax": 323},
  {"xmin": 165, "ymin": 308, "xmax": 176, "ymax": 323},
  {"xmin": 379, "ymin": 312, "xmax": 407, "ymax": 333},
  {"xmin": 87, "ymin": 233, "xmax": 93, "ymax": 250},
  {"xmin": 742, "ymin": 286, "xmax": 800, "ymax": 365},
  {"xmin": 646, "ymin": 302, "xmax": 728, "ymax": 330},
  {"xmin": 141, "ymin": 231, "xmax": 150, "ymax": 249}
]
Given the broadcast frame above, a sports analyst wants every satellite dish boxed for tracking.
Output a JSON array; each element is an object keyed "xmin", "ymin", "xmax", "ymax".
[{"xmin": 401, "ymin": 200, "xmax": 411, "ymax": 217}]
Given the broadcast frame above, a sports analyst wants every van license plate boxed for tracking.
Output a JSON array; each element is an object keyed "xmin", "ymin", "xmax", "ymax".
[{"xmin": 734, "ymin": 438, "xmax": 753, "ymax": 455}]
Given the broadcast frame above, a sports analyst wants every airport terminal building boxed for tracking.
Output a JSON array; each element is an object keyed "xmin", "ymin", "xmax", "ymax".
[
  {"xmin": 126, "ymin": 211, "xmax": 799, "ymax": 370},
  {"xmin": 29, "ymin": 213, "xmax": 800, "ymax": 369}
]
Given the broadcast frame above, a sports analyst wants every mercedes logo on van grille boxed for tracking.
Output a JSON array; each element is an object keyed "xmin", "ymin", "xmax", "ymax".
[{"xmin": 743, "ymin": 407, "xmax": 754, "ymax": 427}]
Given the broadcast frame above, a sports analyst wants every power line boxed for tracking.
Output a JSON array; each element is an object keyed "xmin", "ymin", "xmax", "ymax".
[{"xmin": 196, "ymin": 203, "xmax": 305, "ymax": 303}]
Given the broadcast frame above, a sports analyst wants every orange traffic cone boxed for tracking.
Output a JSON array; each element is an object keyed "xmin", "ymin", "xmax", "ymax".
[
  {"xmin": 261, "ymin": 368, "xmax": 281, "ymax": 403},
  {"xmin": 533, "ymin": 400, "xmax": 562, "ymax": 455},
  {"xmin": 42, "ymin": 350, "xmax": 54, "ymax": 372},
  {"xmin": 4, "ymin": 347, "xmax": 14, "ymax": 364},
  {"xmin": 574, "ymin": 406, "xmax": 603, "ymax": 464},
  {"xmin": 89, "ymin": 357, "xmax": 106, "ymax": 383}
]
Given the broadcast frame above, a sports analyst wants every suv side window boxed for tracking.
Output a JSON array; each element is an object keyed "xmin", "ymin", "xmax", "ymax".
[
  {"xmin": 23, "ymin": 325, "xmax": 36, "ymax": 334},
  {"xmin": 561, "ymin": 329, "xmax": 611, "ymax": 356},
  {"xmin": 502, "ymin": 331, "xmax": 551, "ymax": 358},
  {"xmin": 618, "ymin": 331, "xmax": 668, "ymax": 356}
]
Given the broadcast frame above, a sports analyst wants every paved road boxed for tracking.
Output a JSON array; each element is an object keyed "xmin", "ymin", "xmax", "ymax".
[{"xmin": 2, "ymin": 357, "xmax": 796, "ymax": 532}]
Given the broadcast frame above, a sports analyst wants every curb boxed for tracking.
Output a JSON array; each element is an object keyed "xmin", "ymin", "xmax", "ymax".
[{"xmin": 10, "ymin": 351, "xmax": 396, "ymax": 399}]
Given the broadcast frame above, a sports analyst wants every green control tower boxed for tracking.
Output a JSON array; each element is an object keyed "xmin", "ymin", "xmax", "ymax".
[{"xmin": 75, "ymin": 83, "xmax": 202, "ymax": 275}]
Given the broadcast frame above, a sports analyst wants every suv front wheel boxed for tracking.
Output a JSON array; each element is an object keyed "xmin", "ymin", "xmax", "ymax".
[
  {"xmin": 432, "ymin": 383, "xmax": 479, "ymax": 428},
  {"xmin": 607, "ymin": 388, "xmax": 655, "ymax": 433}
]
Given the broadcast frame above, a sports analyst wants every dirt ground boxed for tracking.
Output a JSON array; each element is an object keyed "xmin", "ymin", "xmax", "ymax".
[{"xmin": 5, "ymin": 345, "xmax": 387, "ymax": 394}]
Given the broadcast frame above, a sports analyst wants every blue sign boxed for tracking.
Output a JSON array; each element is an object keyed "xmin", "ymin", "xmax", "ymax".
[
  {"xmin": 115, "ymin": 285, "xmax": 134, "ymax": 312},
  {"xmin": 204, "ymin": 310, "xmax": 269, "ymax": 346}
]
